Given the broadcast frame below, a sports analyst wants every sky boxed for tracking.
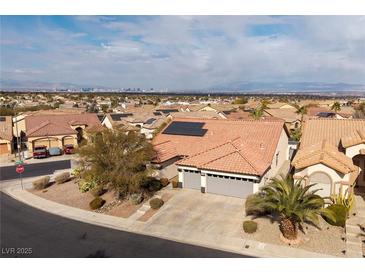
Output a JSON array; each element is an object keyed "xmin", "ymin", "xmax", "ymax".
[{"xmin": 1, "ymin": 15, "xmax": 365, "ymax": 89}]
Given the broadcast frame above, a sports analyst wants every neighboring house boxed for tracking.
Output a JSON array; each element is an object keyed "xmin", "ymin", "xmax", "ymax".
[
  {"xmin": 168, "ymin": 111, "xmax": 226, "ymax": 120},
  {"xmin": 141, "ymin": 118, "xmax": 169, "ymax": 139},
  {"xmin": 263, "ymin": 108, "xmax": 302, "ymax": 133},
  {"xmin": 224, "ymin": 110, "xmax": 251, "ymax": 120},
  {"xmin": 267, "ymin": 102, "xmax": 295, "ymax": 109},
  {"xmin": 24, "ymin": 113, "xmax": 102, "ymax": 152},
  {"xmin": 292, "ymin": 119, "xmax": 365, "ymax": 197},
  {"xmin": 306, "ymin": 106, "xmax": 353, "ymax": 119},
  {"xmin": 153, "ymin": 118, "xmax": 290, "ymax": 198},
  {"xmin": 0, "ymin": 116, "xmax": 14, "ymax": 155},
  {"xmin": 102, "ymin": 113, "xmax": 134, "ymax": 129}
]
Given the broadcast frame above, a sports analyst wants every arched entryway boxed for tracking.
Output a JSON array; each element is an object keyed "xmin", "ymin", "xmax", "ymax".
[
  {"xmin": 309, "ymin": 171, "xmax": 333, "ymax": 197},
  {"xmin": 32, "ymin": 137, "xmax": 59, "ymax": 150},
  {"xmin": 75, "ymin": 127, "xmax": 85, "ymax": 145}
]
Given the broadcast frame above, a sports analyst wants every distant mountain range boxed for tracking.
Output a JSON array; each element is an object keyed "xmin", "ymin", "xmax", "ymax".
[
  {"xmin": 210, "ymin": 81, "xmax": 365, "ymax": 92},
  {"xmin": 0, "ymin": 79, "xmax": 108, "ymax": 90},
  {"xmin": 1, "ymin": 78, "xmax": 365, "ymax": 94}
]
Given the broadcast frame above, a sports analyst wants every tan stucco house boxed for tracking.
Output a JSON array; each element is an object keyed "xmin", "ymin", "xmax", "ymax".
[
  {"xmin": 0, "ymin": 116, "xmax": 14, "ymax": 155},
  {"xmin": 24, "ymin": 113, "xmax": 102, "ymax": 152},
  {"xmin": 292, "ymin": 119, "xmax": 365, "ymax": 197}
]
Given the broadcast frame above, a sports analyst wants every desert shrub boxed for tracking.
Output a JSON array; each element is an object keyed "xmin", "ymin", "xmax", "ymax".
[
  {"xmin": 149, "ymin": 198, "xmax": 164, "ymax": 209},
  {"xmin": 242, "ymin": 220, "xmax": 258, "ymax": 233},
  {"xmin": 32, "ymin": 176, "xmax": 51, "ymax": 190},
  {"xmin": 140, "ymin": 177, "xmax": 162, "ymax": 192},
  {"xmin": 245, "ymin": 194, "xmax": 270, "ymax": 216},
  {"xmin": 89, "ymin": 197, "xmax": 106, "ymax": 210},
  {"xmin": 323, "ymin": 204, "xmax": 347, "ymax": 227},
  {"xmin": 78, "ymin": 179, "xmax": 97, "ymax": 193},
  {"xmin": 55, "ymin": 172, "xmax": 70, "ymax": 184},
  {"xmin": 71, "ymin": 167, "xmax": 84, "ymax": 178},
  {"xmin": 160, "ymin": 178, "xmax": 170, "ymax": 187},
  {"xmin": 90, "ymin": 185, "xmax": 107, "ymax": 197},
  {"xmin": 130, "ymin": 193, "xmax": 144, "ymax": 205}
]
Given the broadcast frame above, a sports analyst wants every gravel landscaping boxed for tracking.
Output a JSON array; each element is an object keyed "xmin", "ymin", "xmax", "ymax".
[
  {"xmin": 242, "ymin": 216, "xmax": 346, "ymax": 257},
  {"xmin": 29, "ymin": 180, "xmax": 142, "ymax": 217},
  {"xmin": 29, "ymin": 179, "xmax": 94, "ymax": 211},
  {"xmin": 138, "ymin": 192, "xmax": 174, "ymax": 222}
]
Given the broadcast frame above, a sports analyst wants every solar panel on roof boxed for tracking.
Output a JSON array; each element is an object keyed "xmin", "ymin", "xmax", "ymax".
[
  {"xmin": 111, "ymin": 113, "xmax": 133, "ymax": 121},
  {"xmin": 162, "ymin": 121, "xmax": 207, "ymax": 136},
  {"xmin": 145, "ymin": 118, "xmax": 156, "ymax": 125},
  {"xmin": 156, "ymin": 109, "xmax": 179, "ymax": 114},
  {"xmin": 153, "ymin": 111, "xmax": 162, "ymax": 116}
]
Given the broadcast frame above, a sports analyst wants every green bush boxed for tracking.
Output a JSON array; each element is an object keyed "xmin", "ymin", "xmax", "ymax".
[
  {"xmin": 149, "ymin": 198, "xmax": 164, "ymax": 209},
  {"xmin": 130, "ymin": 193, "xmax": 144, "ymax": 205},
  {"xmin": 71, "ymin": 167, "xmax": 84, "ymax": 178},
  {"xmin": 245, "ymin": 194, "xmax": 270, "ymax": 216},
  {"xmin": 78, "ymin": 179, "xmax": 97, "ymax": 193},
  {"xmin": 323, "ymin": 204, "xmax": 347, "ymax": 227},
  {"xmin": 141, "ymin": 177, "xmax": 162, "ymax": 192},
  {"xmin": 55, "ymin": 172, "xmax": 70, "ymax": 184},
  {"xmin": 32, "ymin": 176, "xmax": 51, "ymax": 190},
  {"xmin": 90, "ymin": 185, "xmax": 107, "ymax": 197},
  {"xmin": 242, "ymin": 220, "xmax": 258, "ymax": 233},
  {"xmin": 160, "ymin": 178, "xmax": 170, "ymax": 187},
  {"xmin": 89, "ymin": 197, "xmax": 106, "ymax": 210}
]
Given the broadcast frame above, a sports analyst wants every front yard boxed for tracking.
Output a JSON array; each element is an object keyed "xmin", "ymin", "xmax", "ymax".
[{"xmin": 28, "ymin": 175, "xmax": 347, "ymax": 257}]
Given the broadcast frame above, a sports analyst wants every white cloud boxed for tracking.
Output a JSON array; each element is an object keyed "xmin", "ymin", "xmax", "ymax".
[{"xmin": 1, "ymin": 16, "xmax": 364, "ymax": 89}]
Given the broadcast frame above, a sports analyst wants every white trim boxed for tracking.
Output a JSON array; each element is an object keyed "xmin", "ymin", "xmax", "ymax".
[
  {"xmin": 178, "ymin": 165, "xmax": 199, "ymax": 171},
  {"xmin": 201, "ymin": 169, "xmax": 260, "ymax": 181}
]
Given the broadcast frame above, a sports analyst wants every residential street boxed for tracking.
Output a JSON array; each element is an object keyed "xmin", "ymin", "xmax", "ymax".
[
  {"xmin": 0, "ymin": 160, "xmax": 71, "ymax": 181},
  {"xmin": 0, "ymin": 193, "xmax": 246, "ymax": 258}
]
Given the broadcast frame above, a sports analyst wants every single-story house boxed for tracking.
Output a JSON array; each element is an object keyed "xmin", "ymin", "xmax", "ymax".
[
  {"xmin": 153, "ymin": 118, "xmax": 290, "ymax": 198},
  {"xmin": 263, "ymin": 108, "xmax": 302, "ymax": 133},
  {"xmin": 24, "ymin": 113, "xmax": 102, "ymax": 152},
  {"xmin": 0, "ymin": 116, "xmax": 14, "ymax": 155},
  {"xmin": 292, "ymin": 119, "xmax": 365, "ymax": 197}
]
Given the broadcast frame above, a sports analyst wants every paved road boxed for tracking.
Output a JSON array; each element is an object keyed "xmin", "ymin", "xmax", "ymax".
[
  {"xmin": 0, "ymin": 193, "xmax": 248, "ymax": 258},
  {"xmin": 0, "ymin": 160, "xmax": 71, "ymax": 181}
]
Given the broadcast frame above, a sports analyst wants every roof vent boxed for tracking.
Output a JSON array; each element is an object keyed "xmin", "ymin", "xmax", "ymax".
[{"xmin": 260, "ymin": 143, "xmax": 264, "ymax": 150}]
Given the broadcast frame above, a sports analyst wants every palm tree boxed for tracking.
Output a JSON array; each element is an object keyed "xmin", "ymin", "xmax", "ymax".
[
  {"xmin": 250, "ymin": 107, "xmax": 264, "ymax": 120},
  {"xmin": 331, "ymin": 101, "xmax": 341, "ymax": 113},
  {"xmin": 293, "ymin": 103, "xmax": 308, "ymax": 124},
  {"xmin": 245, "ymin": 175, "xmax": 334, "ymax": 240}
]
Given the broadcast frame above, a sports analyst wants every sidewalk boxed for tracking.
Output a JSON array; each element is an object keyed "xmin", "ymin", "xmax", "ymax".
[{"xmin": 2, "ymin": 182, "xmax": 335, "ymax": 258}]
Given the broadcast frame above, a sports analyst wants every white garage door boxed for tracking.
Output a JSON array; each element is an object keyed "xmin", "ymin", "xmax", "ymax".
[
  {"xmin": 183, "ymin": 170, "xmax": 201, "ymax": 190},
  {"xmin": 309, "ymin": 172, "xmax": 332, "ymax": 197},
  {"xmin": 206, "ymin": 174, "xmax": 254, "ymax": 198}
]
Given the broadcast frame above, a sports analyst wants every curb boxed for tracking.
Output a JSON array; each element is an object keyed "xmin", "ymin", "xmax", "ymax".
[{"xmin": 2, "ymin": 183, "xmax": 336, "ymax": 258}]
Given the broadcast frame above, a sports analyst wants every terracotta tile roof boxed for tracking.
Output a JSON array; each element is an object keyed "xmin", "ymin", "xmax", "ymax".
[
  {"xmin": 225, "ymin": 110, "xmax": 251, "ymax": 120},
  {"xmin": 292, "ymin": 140, "xmax": 357, "ymax": 174},
  {"xmin": 300, "ymin": 118, "xmax": 365, "ymax": 148},
  {"xmin": 177, "ymin": 137, "xmax": 271, "ymax": 176},
  {"xmin": 170, "ymin": 111, "xmax": 224, "ymax": 119},
  {"xmin": 264, "ymin": 108, "xmax": 301, "ymax": 123},
  {"xmin": 153, "ymin": 117, "xmax": 285, "ymax": 176},
  {"xmin": 25, "ymin": 113, "xmax": 102, "ymax": 137},
  {"xmin": 0, "ymin": 116, "xmax": 13, "ymax": 141}
]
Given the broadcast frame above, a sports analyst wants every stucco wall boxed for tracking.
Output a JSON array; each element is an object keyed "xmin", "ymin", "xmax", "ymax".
[
  {"xmin": 294, "ymin": 163, "xmax": 350, "ymax": 196},
  {"xmin": 346, "ymin": 143, "xmax": 365, "ymax": 158},
  {"xmin": 102, "ymin": 116, "xmax": 113, "ymax": 129},
  {"xmin": 28, "ymin": 134, "xmax": 77, "ymax": 151}
]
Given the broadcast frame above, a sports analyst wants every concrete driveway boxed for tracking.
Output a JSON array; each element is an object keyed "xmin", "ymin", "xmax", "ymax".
[{"xmin": 143, "ymin": 189, "xmax": 245, "ymax": 244}]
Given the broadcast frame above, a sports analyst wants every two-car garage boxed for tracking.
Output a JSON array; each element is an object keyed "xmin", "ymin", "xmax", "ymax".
[
  {"xmin": 180, "ymin": 168, "xmax": 257, "ymax": 198},
  {"xmin": 206, "ymin": 173, "xmax": 255, "ymax": 198}
]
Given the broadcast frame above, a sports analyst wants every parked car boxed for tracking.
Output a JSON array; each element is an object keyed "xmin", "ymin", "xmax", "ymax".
[
  {"xmin": 49, "ymin": 147, "xmax": 63, "ymax": 156},
  {"xmin": 63, "ymin": 144, "xmax": 75, "ymax": 154},
  {"xmin": 33, "ymin": 146, "xmax": 48, "ymax": 159}
]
